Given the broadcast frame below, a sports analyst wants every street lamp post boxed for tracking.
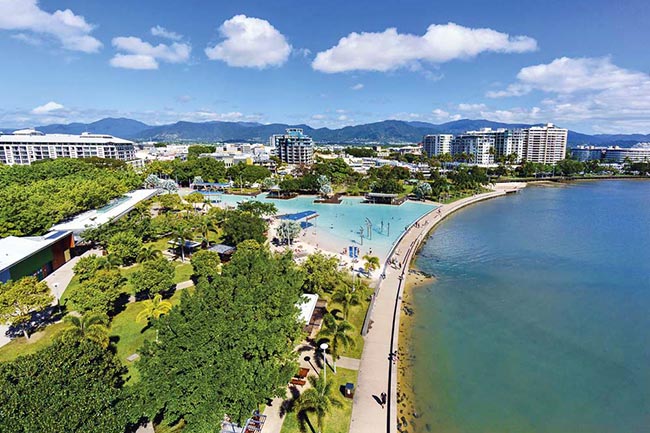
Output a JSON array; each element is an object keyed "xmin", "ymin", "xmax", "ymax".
[{"xmin": 320, "ymin": 342, "xmax": 329, "ymax": 390}]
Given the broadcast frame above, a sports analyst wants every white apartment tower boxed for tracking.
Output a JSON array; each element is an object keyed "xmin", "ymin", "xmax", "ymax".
[
  {"xmin": 523, "ymin": 123, "xmax": 568, "ymax": 164},
  {"xmin": 422, "ymin": 134, "xmax": 453, "ymax": 157},
  {"xmin": 271, "ymin": 128, "xmax": 315, "ymax": 165},
  {"xmin": 0, "ymin": 129, "xmax": 136, "ymax": 165},
  {"xmin": 441, "ymin": 124, "xmax": 567, "ymax": 166},
  {"xmin": 451, "ymin": 131, "xmax": 495, "ymax": 165}
]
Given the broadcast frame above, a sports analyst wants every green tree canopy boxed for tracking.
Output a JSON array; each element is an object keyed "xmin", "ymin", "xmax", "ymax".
[
  {"xmin": 67, "ymin": 269, "xmax": 125, "ymax": 315},
  {"xmin": 138, "ymin": 244, "xmax": 304, "ymax": 431},
  {"xmin": 107, "ymin": 231, "xmax": 143, "ymax": 265},
  {"xmin": 301, "ymin": 252, "xmax": 341, "ymax": 295},
  {"xmin": 0, "ymin": 277, "xmax": 53, "ymax": 339},
  {"xmin": 237, "ymin": 200, "xmax": 277, "ymax": 217},
  {"xmin": 190, "ymin": 250, "xmax": 221, "ymax": 283},
  {"xmin": 0, "ymin": 338, "xmax": 136, "ymax": 433},
  {"xmin": 0, "ymin": 159, "xmax": 142, "ymax": 237},
  {"xmin": 222, "ymin": 210, "xmax": 267, "ymax": 246},
  {"xmin": 130, "ymin": 258, "xmax": 175, "ymax": 296}
]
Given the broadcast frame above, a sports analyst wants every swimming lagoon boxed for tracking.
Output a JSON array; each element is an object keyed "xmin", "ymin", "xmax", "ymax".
[{"xmin": 203, "ymin": 193, "xmax": 436, "ymax": 260}]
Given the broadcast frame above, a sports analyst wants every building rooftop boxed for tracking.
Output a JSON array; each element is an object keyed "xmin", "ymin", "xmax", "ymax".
[
  {"xmin": 299, "ymin": 293, "xmax": 319, "ymax": 324},
  {"xmin": 0, "ymin": 129, "xmax": 133, "ymax": 145},
  {"xmin": 0, "ymin": 230, "xmax": 72, "ymax": 273},
  {"xmin": 51, "ymin": 189, "xmax": 160, "ymax": 236}
]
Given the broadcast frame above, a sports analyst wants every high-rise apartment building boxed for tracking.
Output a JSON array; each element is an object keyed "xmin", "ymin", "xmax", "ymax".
[
  {"xmin": 433, "ymin": 123, "xmax": 567, "ymax": 165},
  {"xmin": 0, "ymin": 129, "xmax": 136, "ymax": 165},
  {"xmin": 422, "ymin": 134, "xmax": 453, "ymax": 157},
  {"xmin": 451, "ymin": 131, "xmax": 495, "ymax": 165},
  {"xmin": 271, "ymin": 128, "xmax": 315, "ymax": 165},
  {"xmin": 523, "ymin": 124, "xmax": 568, "ymax": 164}
]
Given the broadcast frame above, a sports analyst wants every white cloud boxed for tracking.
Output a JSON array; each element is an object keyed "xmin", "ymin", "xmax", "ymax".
[
  {"xmin": 0, "ymin": 0, "xmax": 102, "ymax": 53},
  {"xmin": 110, "ymin": 54, "xmax": 159, "ymax": 70},
  {"xmin": 457, "ymin": 103, "xmax": 487, "ymax": 111},
  {"xmin": 151, "ymin": 25, "xmax": 182, "ymax": 41},
  {"xmin": 205, "ymin": 15, "xmax": 291, "ymax": 68},
  {"xmin": 311, "ymin": 114, "xmax": 326, "ymax": 120},
  {"xmin": 312, "ymin": 22, "xmax": 537, "ymax": 73},
  {"xmin": 110, "ymin": 36, "xmax": 191, "ymax": 70},
  {"xmin": 32, "ymin": 101, "xmax": 64, "ymax": 114},
  {"xmin": 488, "ymin": 56, "xmax": 647, "ymax": 97},
  {"xmin": 176, "ymin": 95, "xmax": 192, "ymax": 103},
  {"xmin": 11, "ymin": 32, "xmax": 42, "ymax": 46},
  {"xmin": 484, "ymin": 57, "xmax": 650, "ymax": 133},
  {"xmin": 431, "ymin": 109, "xmax": 462, "ymax": 122},
  {"xmin": 338, "ymin": 115, "xmax": 349, "ymax": 121},
  {"xmin": 351, "ymin": 83, "xmax": 364, "ymax": 91}
]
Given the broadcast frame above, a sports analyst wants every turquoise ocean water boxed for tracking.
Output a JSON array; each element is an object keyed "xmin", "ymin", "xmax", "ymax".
[{"xmin": 410, "ymin": 181, "xmax": 650, "ymax": 433}]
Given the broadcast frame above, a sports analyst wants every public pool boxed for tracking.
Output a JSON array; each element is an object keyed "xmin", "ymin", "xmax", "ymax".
[{"xmin": 203, "ymin": 193, "xmax": 436, "ymax": 260}]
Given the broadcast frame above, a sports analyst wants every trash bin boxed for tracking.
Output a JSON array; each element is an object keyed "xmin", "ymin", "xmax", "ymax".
[{"xmin": 345, "ymin": 382, "xmax": 355, "ymax": 398}]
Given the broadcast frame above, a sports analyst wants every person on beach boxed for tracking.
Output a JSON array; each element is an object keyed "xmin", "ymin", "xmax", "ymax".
[{"xmin": 381, "ymin": 392, "xmax": 387, "ymax": 408}]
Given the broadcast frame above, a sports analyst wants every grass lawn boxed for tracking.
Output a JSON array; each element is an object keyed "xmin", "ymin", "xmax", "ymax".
[
  {"xmin": 318, "ymin": 284, "xmax": 371, "ymax": 360},
  {"xmin": 173, "ymin": 262, "xmax": 194, "ymax": 283},
  {"xmin": 280, "ymin": 367, "xmax": 357, "ymax": 433},
  {"xmin": 109, "ymin": 301, "xmax": 154, "ymax": 384},
  {"xmin": 111, "ymin": 288, "xmax": 186, "ymax": 384},
  {"xmin": 0, "ymin": 321, "xmax": 72, "ymax": 362},
  {"xmin": 59, "ymin": 275, "xmax": 81, "ymax": 306}
]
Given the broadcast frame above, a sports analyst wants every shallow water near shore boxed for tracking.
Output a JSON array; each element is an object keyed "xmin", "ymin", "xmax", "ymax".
[
  {"xmin": 205, "ymin": 192, "xmax": 434, "ymax": 260},
  {"xmin": 408, "ymin": 180, "xmax": 650, "ymax": 433}
]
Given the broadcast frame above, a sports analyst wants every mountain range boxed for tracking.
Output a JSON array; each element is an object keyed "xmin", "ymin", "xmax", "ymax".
[{"xmin": 2, "ymin": 117, "xmax": 649, "ymax": 147}]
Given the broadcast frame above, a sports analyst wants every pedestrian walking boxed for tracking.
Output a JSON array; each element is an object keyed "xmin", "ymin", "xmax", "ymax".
[{"xmin": 381, "ymin": 392, "xmax": 387, "ymax": 407}]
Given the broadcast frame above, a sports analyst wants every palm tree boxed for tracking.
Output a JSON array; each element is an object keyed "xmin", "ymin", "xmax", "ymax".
[
  {"xmin": 319, "ymin": 313, "xmax": 355, "ymax": 372},
  {"xmin": 294, "ymin": 374, "xmax": 343, "ymax": 433},
  {"xmin": 64, "ymin": 312, "xmax": 110, "ymax": 348},
  {"xmin": 172, "ymin": 225, "xmax": 194, "ymax": 262},
  {"xmin": 136, "ymin": 294, "xmax": 173, "ymax": 323},
  {"xmin": 362, "ymin": 254, "xmax": 380, "ymax": 274},
  {"xmin": 331, "ymin": 284, "xmax": 360, "ymax": 320},
  {"xmin": 96, "ymin": 254, "xmax": 122, "ymax": 270},
  {"xmin": 137, "ymin": 246, "xmax": 162, "ymax": 263}
]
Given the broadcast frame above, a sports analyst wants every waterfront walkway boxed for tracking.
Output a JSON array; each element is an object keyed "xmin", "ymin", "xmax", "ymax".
[{"xmin": 348, "ymin": 184, "xmax": 524, "ymax": 433}]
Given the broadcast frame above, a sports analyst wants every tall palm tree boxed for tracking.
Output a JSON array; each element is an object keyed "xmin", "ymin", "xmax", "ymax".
[
  {"xmin": 136, "ymin": 294, "xmax": 173, "ymax": 343},
  {"xmin": 172, "ymin": 225, "xmax": 194, "ymax": 262},
  {"xmin": 362, "ymin": 254, "xmax": 380, "ymax": 274},
  {"xmin": 198, "ymin": 215, "xmax": 215, "ymax": 247},
  {"xmin": 319, "ymin": 313, "xmax": 355, "ymax": 372},
  {"xmin": 137, "ymin": 246, "xmax": 162, "ymax": 263},
  {"xmin": 64, "ymin": 312, "xmax": 110, "ymax": 348},
  {"xmin": 136, "ymin": 294, "xmax": 173, "ymax": 323},
  {"xmin": 295, "ymin": 374, "xmax": 343, "ymax": 433},
  {"xmin": 331, "ymin": 284, "xmax": 360, "ymax": 320}
]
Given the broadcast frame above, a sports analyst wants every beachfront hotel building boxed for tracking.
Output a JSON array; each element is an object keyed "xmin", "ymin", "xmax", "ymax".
[
  {"xmin": 0, "ymin": 129, "xmax": 137, "ymax": 165},
  {"xmin": 422, "ymin": 134, "xmax": 453, "ymax": 157},
  {"xmin": 271, "ymin": 128, "xmax": 315, "ymax": 165},
  {"xmin": 425, "ymin": 123, "xmax": 568, "ymax": 165}
]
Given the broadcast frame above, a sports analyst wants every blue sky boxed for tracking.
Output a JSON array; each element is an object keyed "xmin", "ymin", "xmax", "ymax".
[{"xmin": 1, "ymin": 0, "xmax": 649, "ymax": 133}]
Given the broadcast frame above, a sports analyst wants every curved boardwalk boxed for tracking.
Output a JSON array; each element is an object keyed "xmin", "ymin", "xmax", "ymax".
[{"xmin": 348, "ymin": 184, "xmax": 524, "ymax": 433}]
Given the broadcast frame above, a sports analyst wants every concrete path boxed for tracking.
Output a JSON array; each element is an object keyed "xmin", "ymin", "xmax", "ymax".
[
  {"xmin": 337, "ymin": 356, "xmax": 361, "ymax": 371},
  {"xmin": 44, "ymin": 249, "xmax": 101, "ymax": 301},
  {"xmin": 349, "ymin": 185, "xmax": 524, "ymax": 433},
  {"xmin": 175, "ymin": 280, "xmax": 195, "ymax": 290}
]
